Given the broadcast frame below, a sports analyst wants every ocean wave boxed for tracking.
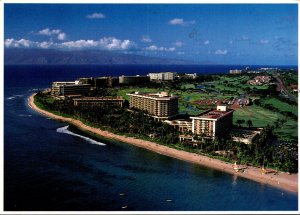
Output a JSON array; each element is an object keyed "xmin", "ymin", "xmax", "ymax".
[
  {"xmin": 56, "ymin": 125, "xmax": 106, "ymax": 146},
  {"xmin": 7, "ymin": 94, "xmax": 24, "ymax": 100},
  {"xmin": 18, "ymin": 114, "xmax": 32, "ymax": 117}
]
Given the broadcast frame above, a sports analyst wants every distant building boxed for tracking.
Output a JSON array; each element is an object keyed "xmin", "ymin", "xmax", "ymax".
[
  {"xmin": 190, "ymin": 105, "xmax": 234, "ymax": 139},
  {"xmin": 229, "ymin": 69, "xmax": 242, "ymax": 75},
  {"xmin": 73, "ymin": 96, "xmax": 124, "ymax": 108},
  {"xmin": 148, "ymin": 72, "xmax": 174, "ymax": 81},
  {"xmin": 127, "ymin": 91, "xmax": 178, "ymax": 119},
  {"xmin": 51, "ymin": 81, "xmax": 90, "ymax": 96},
  {"xmin": 184, "ymin": 73, "xmax": 198, "ymax": 79},
  {"xmin": 164, "ymin": 119, "xmax": 192, "ymax": 133},
  {"xmin": 59, "ymin": 84, "xmax": 91, "ymax": 96},
  {"xmin": 247, "ymin": 75, "xmax": 271, "ymax": 85},
  {"xmin": 79, "ymin": 77, "xmax": 94, "ymax": 85},
  {"xmin": 119, "ymin": 75, "xmax": 150, "ymax": 85},
  {"xmin": 94, "ymin": 77, "xmax": 119, "ymax": 88}
]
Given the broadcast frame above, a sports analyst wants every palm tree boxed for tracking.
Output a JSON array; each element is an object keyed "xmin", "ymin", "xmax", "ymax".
[{"xmin": 246, "ymin": 119, "xmax": 253, "ymax": 128}]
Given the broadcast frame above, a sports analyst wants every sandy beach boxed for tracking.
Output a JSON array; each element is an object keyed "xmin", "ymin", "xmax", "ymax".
[{"xmin": 28, "ymin": 93, "xmax": 298, "ymax": 193}]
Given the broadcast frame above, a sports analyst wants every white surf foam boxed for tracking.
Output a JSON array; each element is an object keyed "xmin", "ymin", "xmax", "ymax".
[
  {"xmin": 19, "ymin": 114, "xmax": 32, "ymax": 117},
  {"xmin": 56, "ymin": 125, "xmax": 106, "ymax": 146},
  {"xmin": 7, "ymin": 94, "xmax": 24, "ymax": 100}
]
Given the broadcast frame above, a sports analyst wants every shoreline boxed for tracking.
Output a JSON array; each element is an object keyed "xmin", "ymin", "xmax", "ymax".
[{"xmin": 28, "ymin": 93, "xmax": 298, "ymax": 193}]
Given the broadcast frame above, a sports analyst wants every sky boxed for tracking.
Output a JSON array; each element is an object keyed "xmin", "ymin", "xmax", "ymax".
[{"xmin": 4, "ymin": 4, "xmax": 298, "ymax": 65}]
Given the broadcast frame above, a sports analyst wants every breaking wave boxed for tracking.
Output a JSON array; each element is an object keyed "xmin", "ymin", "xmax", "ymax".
[{"xmin": 56, "ymin": 125, "xmax": 106, "ymax": 146}]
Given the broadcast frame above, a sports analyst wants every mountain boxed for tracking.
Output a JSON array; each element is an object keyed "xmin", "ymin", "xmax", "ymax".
[{"xmin": 4, "ymin": 48, "xmax": 196, "ymax": 65}]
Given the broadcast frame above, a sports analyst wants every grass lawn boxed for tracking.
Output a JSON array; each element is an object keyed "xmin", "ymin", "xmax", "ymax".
[
  {"xmin": 274, "ymin": 119, "xmax": 298, "ymax": 140},
  {"xmin": 233, "ymin": 105, "xmax": 280, "ymax": 127},
  {"xmin": 262, "ymin": 97, "xmax": 298, "ymax": 116},
  {"xmin": 233, "ymin": 104, "xmax": 297, "ymax": 140}
]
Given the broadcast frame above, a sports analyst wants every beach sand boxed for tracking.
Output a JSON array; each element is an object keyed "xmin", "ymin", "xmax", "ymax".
[{"xmin": 28, "ymin": 93, "xmax": 298, "ymax": 193}]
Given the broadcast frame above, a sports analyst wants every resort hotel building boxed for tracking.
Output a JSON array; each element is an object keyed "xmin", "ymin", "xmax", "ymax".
[
  {"xmin": 51, "ymin": 81, "xmax": 91, "ymax": 96},
  {"xmin": 148, "ymin": 72, "xmax": 175, "ymax": 81},
  {"xmin": 127, "ymin": 91, "xmax": 179, "ymax": 119},
  {"xmin": 190, "ymin": 105, "xmax": 234, "ymax": 139}
]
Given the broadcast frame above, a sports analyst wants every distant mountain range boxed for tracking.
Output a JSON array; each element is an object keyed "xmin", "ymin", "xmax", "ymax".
[{"xmin": 5, "ymin": 48, "xmax": 197, "ymax": 65}]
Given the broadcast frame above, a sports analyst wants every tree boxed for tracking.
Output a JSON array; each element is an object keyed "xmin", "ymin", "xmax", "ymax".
[{"xmin": 246, "ymin": 120, "xmax": 253, "ymax": 128}]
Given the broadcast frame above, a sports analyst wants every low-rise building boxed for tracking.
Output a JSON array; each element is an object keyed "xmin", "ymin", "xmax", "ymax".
[
  {"xmin": 164, "ymin": 119, "xmax": 192, "ymax": 133},
  {"xmin": 94, "ymin": 77, "xmax": 119, "ymax": 88},
  {"xmin": 247, "ymin": 75, "xmax": 271, "ymax": 85},
  {"xmin": 60, "ymin": 84, "xmax": 91, "ymax": 96},
  {"xmin": 73, "ymin": 96, "xmax": 124, "ymax": 108},
  {"xmin": 229, "ymin": 69, "xmax": 242, "ymax": 74},
  {"xmin": 51, "ymin": 81, "xmax": 77, "ymax": 96},
  {"xmin": 190, "ymin": 105, "xmax": 234, "ymax": 139},
  {"xmin": 119, "ymin": 75, "xmax": 150, "ymax": 85},
  {"xmin": 148, "ymin": 72, "xmax": 174, "ymax": 81},
  {"xmin": 231, "ymin": 129, "xmax": 261, "ymax": 144},
  {"xmin": 127, "ymin": 91, "xmax": 178, "ymax": 119}
]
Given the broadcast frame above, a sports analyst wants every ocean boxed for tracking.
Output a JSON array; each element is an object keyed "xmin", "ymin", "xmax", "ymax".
[{"xmin": 4, "ymin": 65, "xmax": 298, "ymax": 211}]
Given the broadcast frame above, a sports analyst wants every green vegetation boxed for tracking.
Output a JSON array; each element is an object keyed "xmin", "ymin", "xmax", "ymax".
[{"xmin": 35, "ymin": 70, "xmax": 298, "ymax": 173}]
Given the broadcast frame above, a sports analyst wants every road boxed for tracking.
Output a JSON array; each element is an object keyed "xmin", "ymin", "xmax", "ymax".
[{"xmin": 274, "ymin": 74, "xmax": 297, "ymax": 103}]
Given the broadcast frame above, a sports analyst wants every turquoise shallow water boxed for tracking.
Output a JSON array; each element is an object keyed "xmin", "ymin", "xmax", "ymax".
[{"xmin": 4, "ymin": 65, "xmax": 298, "ymax": 211}]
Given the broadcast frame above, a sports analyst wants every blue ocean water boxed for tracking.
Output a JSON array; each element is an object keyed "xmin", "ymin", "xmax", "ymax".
[{"xmin": 4, "ymin": 65, "xmax": 298, "ymax": 211}]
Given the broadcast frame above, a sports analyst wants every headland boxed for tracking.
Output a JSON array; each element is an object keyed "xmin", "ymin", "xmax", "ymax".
[{"xmin": 28, "ymin": 93, "xmax": 298, "ymax": 193}]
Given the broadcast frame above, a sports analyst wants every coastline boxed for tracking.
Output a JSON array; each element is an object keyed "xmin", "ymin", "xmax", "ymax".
[{"xmin": 28, "ymin": 93, "xmax": 298, "ymax": 193}]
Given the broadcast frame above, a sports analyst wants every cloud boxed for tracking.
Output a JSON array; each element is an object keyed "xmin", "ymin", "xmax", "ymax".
[
  {"xmin": 173, "ymin": 40, "xmax": 183, "ymax": 47},
  {"xmin": 215, "ymin": 49, "xmax": 228, "ymax": 55},
  {"xmin": 203, "ymin": 40, "xmax": 210, "ymax": 45},
  {"xmin": 60, "ymin": 40, "xmax": 98, "ymax": 48},
  {"xmin": 60, "ymin": 37, "xmax": 135, "ymax": 50},
  {"xmin": 57, "ymin": 33, "xmax": 67, "ymax": 41},
  {"xmin": 141, "ymin": 35, "xmax": 152, "ymax": 43},
  {"xmin": 260, "ymin": 39, "xmax": 269, "ymax": 44},
  {"xmin": 177, "ymin": 51, "xmax": 185, "ymax": 55},
  {"xmin": 145, "ymin": 45, "xmax": 175, "ymax": 52},
  {"xmin": 5, "ymin": 37, "xmax": 135, "ymax": 51},
  {"xmin": 99, "ymin": 37, "xmax": 135, "ymax": 50},
  {"xmin": 241, "ymin": 36, "xmax": 249, "ymax": 41},
  {"xmin": 37, "ymin": 28, "xmax": 67, "ymax": 40},
  {"xmin": 86, "ymin": 12, "xmax": 106, "ymax": 19},
  {"xmin": 168, "ymin": 18, "xmax": 196, "ymax": 26},
  {"xmin": 38, "ymin": 41, "xmax": 53, "ymax": 49},
  {"xmin": 5, "ymin": 38, "xmax": 31, "ymax": 48}
]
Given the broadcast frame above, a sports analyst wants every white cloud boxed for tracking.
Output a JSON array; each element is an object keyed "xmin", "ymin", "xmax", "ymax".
[
  {"xmin": 173, "ymin": 40, "xmax": 183, "ymax": 47},
  {"xmin": 99, "ymin": 37, "xmax": 135, "ymax": 50},
  {"xmin": 177, "ymin": 51, "xmax": 185, "ymax": 55},
  {"xmin": 60, "ymin": 40, "xmax": 98, "ymax": 48},
  {"xmin": 204, "ymin": 40, "xmax": 210, "ymax": 45},
  {"xmin": 168, "ymin": 18, "xmax": 196, "ymax": 26},
  {"xmin": 145, "ymin": 45, "xmax": 175, "ymax": 52},
  {"xmin": 215, "ymin": 49, "xmax": 228, "ymax": 55},
  {"xmin": 5, "ymin": 36, "xmax": 136, "ymax": 51},
  {"xmin": 86, "ymin": 13, "xmax": 105, "ymax": 19},
  {"xmin": 5, "ymin": 38, "xmax": 31, "ymax": 48},
  {"xmin": 38, "ymin": 41, "xmax": 53, "ymax": 49},
  {"xmin": 141, "ymin": 35, "xmax": 152, "ymax": 43},
  {"xmin": 57, "ymin": 33, "xmax": 66, "ymax": 41},
  {"xmin": 242, "ymin": 36, "xmax": 249, "ymax": 40},
  {"xmin": 38, "ymin": 28, "xmax": 67, "ymax": 40},
  {"xmin": 38, "ymin": 28, "xmax": 60, "ymax": 36},
  {"xmin": 260, "ymin": 39, "xmax": 269, "ymax": 44},
  {"xmin": 60, "ymin": 37, "xmax": 135, "ymax": 50}
]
